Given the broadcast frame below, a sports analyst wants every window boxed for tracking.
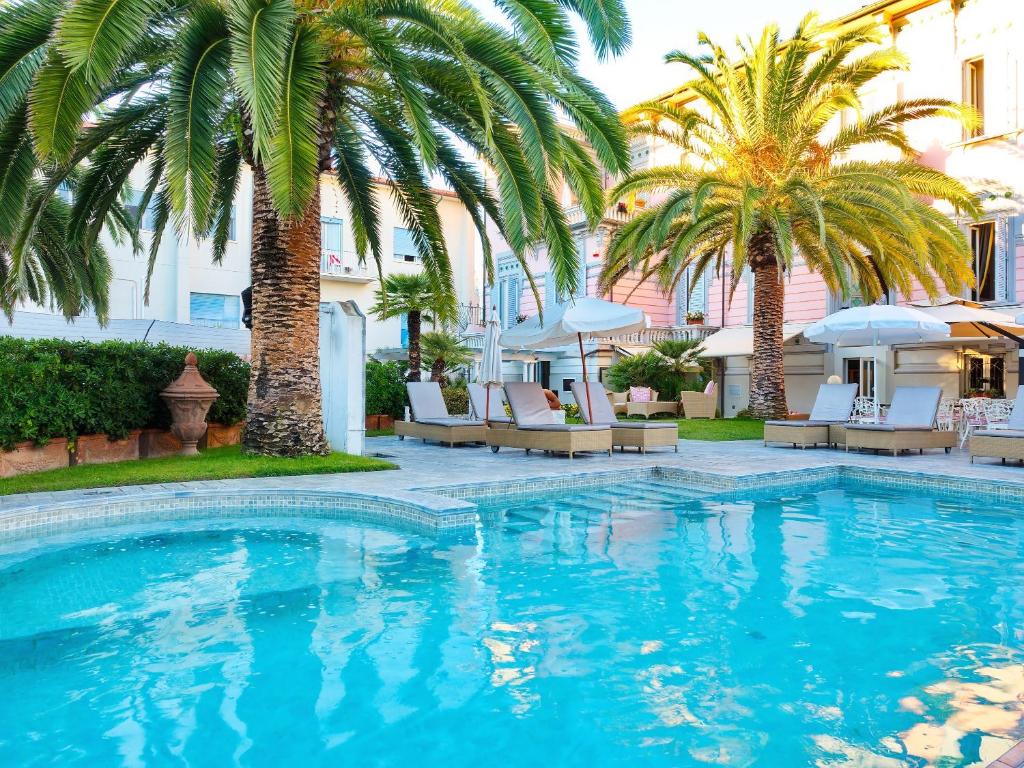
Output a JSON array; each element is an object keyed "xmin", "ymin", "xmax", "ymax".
[
  {"xmin": 189, "ymin": 293, "xmax": 241, "ymax": 329},
  {"xmin": 228, "ymin": 206, "xmax": 237, "ymax": 241},
  {"xmin": 321, "ymin": 216, "xmax": 343, "ymax": 274},
  {"xmin": 574, "ymin": 239, "xmax": 588, "ymax": 298},
  {"xmin": 400, "ymin": 313, "xmax": 409, "ymax": 347},
  {"xmin": 963, "ymin": 58, "xmax": 984, "ymax": 138},
  {"xmin": 844, "ymin": 357, "xmax": 875, "ymax": 398},
  {"xmin": 126, "ymin": 189, "xmax": 157, "ymax": 231},
  {"xmin": 965, "ymin": 354, "xmax": 1005, "ymax": 396},
  {"xmin": 393, "ymin": 227, "xmax": 420, "ymax": 262},
  {"xmin": 500, "ymin": 276, "xmax": 520, "ymax": 329},
  {"xmin": 970, "ymin": 221, "xmax": 996, "ymax": 302}
]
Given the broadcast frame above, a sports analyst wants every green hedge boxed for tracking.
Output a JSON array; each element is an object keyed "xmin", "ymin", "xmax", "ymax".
[
  {"xmin": 0, "ymin": 337, "xmax": 249, "ymax": 450},
  {"xmin": 366, "ymin": 359, "xmax": 408, "ymax": 419}
]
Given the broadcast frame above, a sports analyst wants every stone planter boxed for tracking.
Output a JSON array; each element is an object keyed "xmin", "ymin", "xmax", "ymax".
[
  {"xmin": 366, "ymin": 415, "xmax": 395, "ymax": 431},
  {"xmin": 71, "ymin": 431, "xmax": 140, "ymax": 466},
  {"xmin": 0, "ymin": 438, "xmax": 70, "ymax": 478},
  {"xmin": 138, "ymin": 428, "xmax": 183, "ymax": 459},
  {"xmin": 202, "ymin": 422, "xmax": 244, "ymax": 449}
]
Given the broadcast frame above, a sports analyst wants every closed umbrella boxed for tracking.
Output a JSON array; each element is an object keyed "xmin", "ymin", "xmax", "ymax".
[
  {"xmin": 804, "ymin": 304, "xmax": 950, "ymax": 419},
  {"xmin": 478, "ymin": 307, "xmax": 504, "ymax": 427},
  {"xmin": 501, "ymin": 297, "xmax": 648, "ymax": 423}
]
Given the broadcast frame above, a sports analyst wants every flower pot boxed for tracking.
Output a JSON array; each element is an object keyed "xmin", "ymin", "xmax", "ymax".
[
  {"xmin": 0, "ymin": 438, "xmax": 70, "ymax": 478},
  {"xmin": 365, "ymin": 415, "xmax": 395, "ymax": 431},
  {"xmin": 687, "ymin": 317, "xmax": 705, "ymax": 326},
  {"xmin": 71, "ymin": 431, "xmax": 140, "ymax": 466},
  {"xmin": 139, "ymin": 428, "xmax": 183, "ymax": 459},
  {"xmin": 202, "ymin": 422, "xmax": 244, "ymax": 449}
]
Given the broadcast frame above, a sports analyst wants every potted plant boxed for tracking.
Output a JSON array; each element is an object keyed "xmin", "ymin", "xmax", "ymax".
[{"xmin": 686, "ymin": 310, "xmax": 705, "ymax": 326}]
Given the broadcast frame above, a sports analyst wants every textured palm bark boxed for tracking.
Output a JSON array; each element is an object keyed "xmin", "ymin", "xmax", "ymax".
[
  {"xmin": 747, "ymin": 233, "xmax": 789, "ymax": 420},
  {"xmin": 406, "ymin": 311, "xmax": 422, "ymax": 382},
  {"xmin": 243, "ymin": 162, "xmax": 330, "ymax": 456}
]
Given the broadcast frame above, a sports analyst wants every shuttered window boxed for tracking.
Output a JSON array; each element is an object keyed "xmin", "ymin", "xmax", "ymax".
[
  {"xmin": 394, "ymin": 227, "xmax": 420, "ymax": 262},
  {"xmin": 190, "ymin": 293, "xmax": 241, "ymax": 329}
]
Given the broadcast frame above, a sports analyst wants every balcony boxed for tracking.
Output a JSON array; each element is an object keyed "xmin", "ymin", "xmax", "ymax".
[
  {"xmin": 564, "ymin": 202, "xmax": 634, "ymax": 230},
  {"xmin": 320, "ymin": 250, "xmax": 374, "ymax": 283},
  {"xmin": 603, "ymin": 325, "xmax": 718, "ymax": 345}
]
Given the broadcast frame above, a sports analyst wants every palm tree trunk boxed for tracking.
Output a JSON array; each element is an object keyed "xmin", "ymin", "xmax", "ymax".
[
  {"xmin": 431, "ymin": 358, "xmax": 445, "ymax": 383},
  {"xmin": 407, "ymin": 310, "xmax": 422, "ymax": 382},
  {"xmin": 748, "ymin": 234, "xmax": 788, "ymax": 420},
  {"xmin": 243, "ymin": 160, "xmax": 330, "ymax": 456}
]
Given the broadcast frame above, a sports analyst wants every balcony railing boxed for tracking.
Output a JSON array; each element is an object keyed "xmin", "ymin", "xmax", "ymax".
[
  {"xmin": 457, "ymin": 302, "xmax": 484, "ymax": 331},
  {"xmin": 564, "ymin": 202, "xmax": 634, "ymax": 229},
  {"xmin": 602, "ymin": 325, "xmax": 718, "ymax": 345},
  {"xmin": 320, "ymin": 250, "xmax": 370, "ymax": 280}
]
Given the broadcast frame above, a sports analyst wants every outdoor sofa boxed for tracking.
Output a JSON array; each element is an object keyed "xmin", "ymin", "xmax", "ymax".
[
  {"xmin": 395, "ymin": 382, "xmax": 487, "ymax": 446},
  {"xmin": 487, "ymin": 382, "xmax": 612, "ymax": 459},
  {"xmin": 763, "ymin": 383, "xmax": 858, "ymax": 449},
  {"xmin": 844, "ymin": 386, "xmax": 955, "ymax": 456},
  {"xmin": 571, "ymin": 382, "xmax": 678, "ymax": 453},
  {"xmin": 626, "ymin": 387, "xmax": 679, "ymax": 419},
  {"xmin": 969, "ymin": 385, "xmax": 1024, "ymax": 464}
]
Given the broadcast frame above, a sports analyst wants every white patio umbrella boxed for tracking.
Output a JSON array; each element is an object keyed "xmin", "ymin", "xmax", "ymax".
[
  {"xmin": 804, "ymin": 304, "xmax": 950, "ymax": 419},
  {"xmin": 500, "ymin": 296, "xmax": 649, "ymax": 423},
  {"xmin": 477, "ymin": 307, "xmax": 504, "ymax": 427}
]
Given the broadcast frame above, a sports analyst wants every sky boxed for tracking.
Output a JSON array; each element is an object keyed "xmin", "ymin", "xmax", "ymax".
[{"xmin": 474, "ymin": 0, "xmax": 870, "ymax": 109}]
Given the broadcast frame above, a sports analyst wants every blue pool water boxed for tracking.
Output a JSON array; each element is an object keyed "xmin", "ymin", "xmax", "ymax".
[{"xmin": 1, "ymin": 480, "xmax": 1022, "ymax": 767}]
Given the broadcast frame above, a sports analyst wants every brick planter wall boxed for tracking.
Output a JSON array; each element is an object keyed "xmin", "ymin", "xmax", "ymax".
[
  {"xmin": 0, "ymin": 439, "xmax": 70, "ymax": 478},
  {"xmin": 200, "ymin": 422, "xmax": 244, "ymax": 449},
  {"xmin": 138, "ymin": 429, "xmax": 183, "ymax": 459},
  {"xmin": 71, "ymin": 431, "xmax": 141, "ymax": 466},
  {"xmin": 366, "ymin": 415, "xmax": 395, "ymax": 431}
]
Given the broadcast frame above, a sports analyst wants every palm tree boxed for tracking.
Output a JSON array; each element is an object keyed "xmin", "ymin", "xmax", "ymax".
[
  {"xmin": 652, "ymin": 338, "xmax": 705, "ymax": 377},
  {"xmin": 0, "ymin": 0, "xmax": 631, "ymax": 455},
  {"xmin": 370, "ymin": 273, "xmax": 436, "ymax": 382},
  {"xmin": 421, "ymin": 330, "xmax": 472, "ymax": 385},
  {"xmin": 601, "ymin": 16, "xmax": 980, "ymax": 419}
]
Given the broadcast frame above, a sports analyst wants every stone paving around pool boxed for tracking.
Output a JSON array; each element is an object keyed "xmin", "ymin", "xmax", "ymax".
[{"xmin": 6, "ymin": 434, "xmax": 1024, "ymax": 543}]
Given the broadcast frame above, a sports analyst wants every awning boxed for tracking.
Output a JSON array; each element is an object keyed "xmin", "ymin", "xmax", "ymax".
[
  {"xmin": 699, "ymin": 324, "xmax": 810, "ymax": 358},
  {"xmin": 908, "ymin": 297, "xmax": 1024, "ymax": 343}
]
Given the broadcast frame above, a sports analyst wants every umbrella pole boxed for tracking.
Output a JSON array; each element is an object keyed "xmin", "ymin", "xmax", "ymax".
[
  {"xmin": 873, "ymin": 329, "xmax": 880, "ymax": 422},
  {"xmin": 485, "ymin": 384, "xmax": 490, "ymax": 429},
  {"xmin": 578, "ymin": 332, "xmax": 593, "ymax": 424}
]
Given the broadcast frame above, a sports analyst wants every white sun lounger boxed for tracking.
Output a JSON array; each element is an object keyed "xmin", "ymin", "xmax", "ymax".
[
  {"xmin": 845, "ymin": 386, "xmax": 955, "ymax": 455},
  {"xmin": 969, "ymin": 385, "xmax": 1024, "ymax": 464},
  {"xmin": 763, "ymin": 383, "xmax": 858, "ymax": 448},
  {"xmin": 571, "ymin": 381, "xmax": 677, "ymax": 453},
  {"xmin": 395, "ymin": 382, "xmax": 486, "ymax": 446},
  {"xmin": 487, "ymin": 382, "xmax": 612, "ymax": 459},
  {"xmin": 468, "ymin": 383, "xmax": 512, "ymax": 425}
]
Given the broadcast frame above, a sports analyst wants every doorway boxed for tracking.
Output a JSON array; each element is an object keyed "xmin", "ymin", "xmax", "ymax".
[{"xmin": 844, "ymin": 357, "xmax": 876, "ymax": 398}]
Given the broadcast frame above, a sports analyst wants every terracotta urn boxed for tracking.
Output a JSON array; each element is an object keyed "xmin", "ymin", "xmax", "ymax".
[{"xmin": 160, "ymin": 352, "xmax": 220, "ymax": 456}]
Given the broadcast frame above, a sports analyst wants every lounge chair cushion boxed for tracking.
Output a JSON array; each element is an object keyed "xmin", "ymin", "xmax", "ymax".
[
  {"xmin": 1006, "ymin": 385, "xmax": 1024, "ymax": 429},
  {"xmin": 416, "ymin": 417, "xmax": 486, "ymax": 427},
  {"xmin": 607, "ymin": 422, "xmax": 677, "ymax": 430},
  {"xmin": 517, "ymin": 424, "xmax": 608, "ymax": 432},
  {"xmin": 845, "ymin": 423, "xmax": 935, "ymax": 432},
  {"xmin": 571, "ymin": 382, "xmax": 620, "ymax": 424},
  {"xmin": 504, "ymin": 382, "xmax": 556, "ymax": 426},
  {"xmin": 468, "ymin": 383, "xmax": 512, "ymax": 422},
  {"xmin": 764, "ymin": 420, "xmax": 835, "ymax": 427},
  {"xmin": 973, "ymin": 428, "xmax": 1024, "ymax": 439},
  {"xmin": 407, "ymin": 382, "xmax": 449, "ymax": 420},
  {"xmin": 884, "ymin": 386, "xmax": 942, "ymax": 428},
  {"xmin": 807, "ymin": 383, "xmax": 859, "ymax": 422}
]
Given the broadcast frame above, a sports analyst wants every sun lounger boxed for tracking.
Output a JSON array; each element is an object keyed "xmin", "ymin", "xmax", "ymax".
[
  {"xmin": 487, "ymin": 382, "xmax": 612, "ymax": 458},
  {"xmin": 571, "ymin": 382, "xmax": 677, "ymax": 453},
  {"xmin": 468, "ymin": 383, "xmax": 512, "ymax": 425},
  {"xmin": 395, "ymin": 382, "xmax": 487, "ymax": 446},
  {"xmin": 845, "ymin": 386, "xmax": 955, "ymax": 455},
  {"xmin": 764, "ymin": 383, "xmax": 858, "ymax": 448},
  {"xmin": 969, "ymin": 385, "xmax": 1024, "ymax": 464}
]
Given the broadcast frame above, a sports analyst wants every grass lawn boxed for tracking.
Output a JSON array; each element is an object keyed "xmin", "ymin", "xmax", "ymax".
[
  {"xmin": 0, "ymin": 446, "xmax": 396, "ymax": 497},
  {"xmin": 619, "ymin": 417, "xmax": 765, "ymax": 440}
]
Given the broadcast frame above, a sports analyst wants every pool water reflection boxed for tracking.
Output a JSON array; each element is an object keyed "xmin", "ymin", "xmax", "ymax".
[{"xmin": 0, "ymin": 480, "xmax": 1022, "ymax": 767}]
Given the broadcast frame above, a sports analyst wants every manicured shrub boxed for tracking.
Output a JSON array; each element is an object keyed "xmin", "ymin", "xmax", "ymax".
[
  {"xmin": 366, "ymin": 359, "xmax": 408, "ymax": 419},
  {"xmin": 0, "ymin": 338, "xmax": 249, "ymax": 450}
]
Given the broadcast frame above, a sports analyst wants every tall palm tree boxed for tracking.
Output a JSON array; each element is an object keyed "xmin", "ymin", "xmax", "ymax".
[
  {"xmin": 421, "ymin": 330, "xmax": 472, "ymax": 385},
  {"xmin": 370, "ymin": 273, "xmax": 435, "ymax": 382},
  {"xmin": 601, "ymin": 16, "xmax": 980, "ymax": 419},
  {"xmin": 0, "ymin": 0, "xmax": 631, "ymax": 455}
]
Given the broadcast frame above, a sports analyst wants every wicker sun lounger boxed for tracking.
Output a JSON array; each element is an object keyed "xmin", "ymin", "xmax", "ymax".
[
  {"xmin": 468, "ymin": 383, "xmax": 513, "ymax": 426},
  {"xmin": 845, "ymin": 386, "xmax": 955, "ymax": 456},
  {"xmin": 571, "ymin": 381, "xmax": 678, "ymax": 453},
  {"xmin": 487, "ymin": 382, "xmax": 612, "ymax": 459},
  {"xmin": 763, "ymin": 383, "xmax": 858, "ymax": 448},
  {"xmin": 969, "ymin": 385, "xmax": 1024, "ymax": 464},
  {"xmin": 395, "ymin": 382, "xmax": 487, "ymax": 446}
]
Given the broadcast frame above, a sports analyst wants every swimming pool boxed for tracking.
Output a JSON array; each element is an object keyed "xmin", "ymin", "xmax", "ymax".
[{"xmin": 1, "ymin": 479, "xmax": 1021, "ymax": 766}]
